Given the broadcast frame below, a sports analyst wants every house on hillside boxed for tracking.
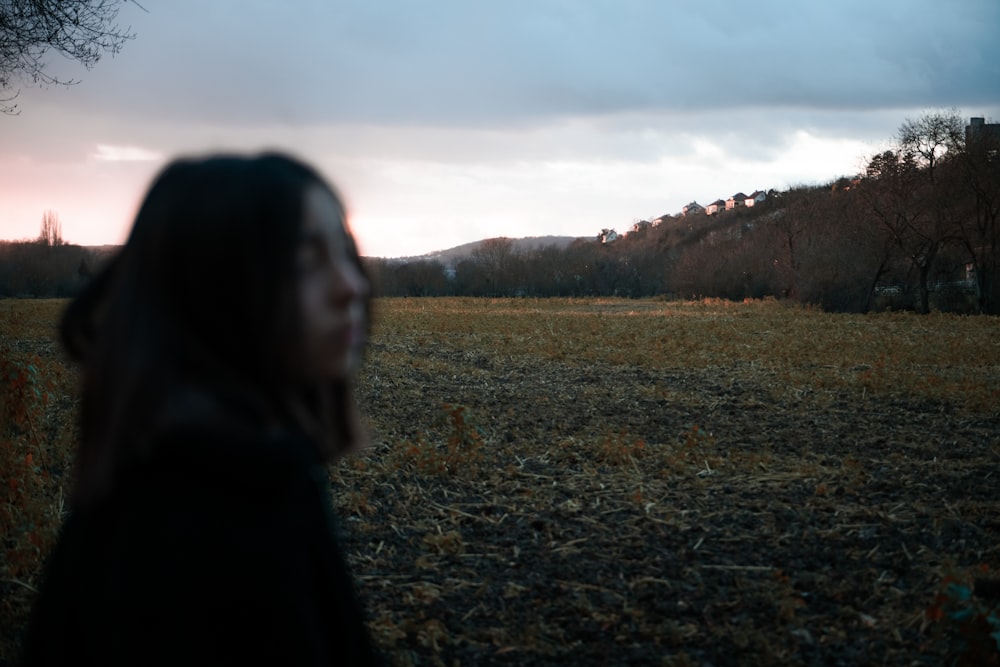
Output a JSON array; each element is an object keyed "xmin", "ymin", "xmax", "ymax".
[
  {"xmin": 966, "ymin": 117, "xmax": 1000, "ymax": 144},
  {"xmin": 967, "ymin": 117, "xmax": 1000, "ymax": 162},
  {"xmin": 831, "ymin": 178, "xmax": 861, "ymax": 193},
  {"xmin": 632, "ymin": 219, "xmax": 652, "ymax": 233},
  {"xmin": 726, "ymin": 192, "xmax": 748, "ymax": 211},
  {"xmin": 706, "ymin": 199, "xmax": 726, "ymax": 215},
  {"xmin": 744, "ymin": 190, "xmax": 766, "ymax": 207},
  {"xmin": 682, "ymin": 201, "xmax": 705, "ymax": 216}
]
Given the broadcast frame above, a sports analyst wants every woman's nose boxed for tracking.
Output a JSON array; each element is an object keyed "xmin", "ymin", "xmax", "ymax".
[{"xmin": 331, "ymin": 262, "xmax": 369, "ymax": 303}]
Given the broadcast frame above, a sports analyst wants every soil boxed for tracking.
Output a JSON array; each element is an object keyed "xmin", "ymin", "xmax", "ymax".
[
  {"xmin": 334, "ymin": 321, "xmax": 1000, "ymax": 666},
  {"xmin": 2, "ymin": 299, "xmax": 997, "ymax": 666}
]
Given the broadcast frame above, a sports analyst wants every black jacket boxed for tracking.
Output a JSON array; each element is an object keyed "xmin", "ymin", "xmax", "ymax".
[{"xmin": 23, "ymin": 426, "xmax": 381, "ymax": 666}]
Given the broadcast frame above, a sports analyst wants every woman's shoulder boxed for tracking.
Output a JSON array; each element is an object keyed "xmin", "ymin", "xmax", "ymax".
[
  {"xmin": 92, "ymin": 426, "xmax": 331, "ymax": 572},
  {"xmin": 137, "ymin": 424, "xmax": 323, "ymax": 501},
  {"xmin": 139, "ymin": 383, "xmax": 325, "ymax": 493}
]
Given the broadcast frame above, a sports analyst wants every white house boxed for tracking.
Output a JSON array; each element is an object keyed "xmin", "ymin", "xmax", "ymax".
[
  {"xmin": 726, "ymin": 192, "xmax": 748, "ymax": 211},
  {"xmin": 682, "ymin": 201, "xmax": 705, "ymax": 216},
  {"xmin": 744, "ymin": 190, "xmax": 766, "ymax": 207},
  {"xmin": 705, "ymin": 199, "xmax": 726, "ymax": 215},
  {"xmin": 632, "ymin": 219, "xmax": 652, "ymax": 233}
]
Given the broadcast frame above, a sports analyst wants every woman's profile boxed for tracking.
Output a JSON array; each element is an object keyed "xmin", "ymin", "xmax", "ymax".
[{"xmin": 23, "ymin": 153, "xmax": 381, "ymax": 665}]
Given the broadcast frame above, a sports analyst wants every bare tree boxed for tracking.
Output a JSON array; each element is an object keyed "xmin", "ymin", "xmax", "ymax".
[
  {"xmin": 861, "ymin": 112, "xmax": 971, "ymax": 313},
  {"xmin": 0, "ymin": 0, "xmax": 138, "ymax": 114},
  {"xmin": 472, "ymin": 237, "xmax": 519, "ymax": 296},
  {"xmin": 39, "ymin": 209, "xmax": 64, "ymax": 246},
  {"xmin": 951, "ymin": 119, "xmax": 1000, "ymax": 313},
  {"xmin": 862, "ymin": 149, "xmax": 950, "ymax": 313},
  {"xmin": 898, "ymin": 111, "xmax": 964, "ymax": 182}
]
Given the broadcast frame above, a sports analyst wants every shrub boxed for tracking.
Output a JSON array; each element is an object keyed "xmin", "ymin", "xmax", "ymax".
[{"xmin": 395, "ymin": 404, "xmax": 485, "ymax": 476}]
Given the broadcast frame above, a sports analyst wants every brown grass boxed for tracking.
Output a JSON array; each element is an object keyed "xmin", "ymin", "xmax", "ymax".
[{"xmin": 2, "ymin": 297, "xmax": 998, "ymax": 666}]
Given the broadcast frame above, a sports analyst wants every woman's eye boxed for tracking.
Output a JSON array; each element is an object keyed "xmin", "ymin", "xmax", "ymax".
[{"xmin": 298, "ymin": 243, "xmax": 325, "ymax": 272}]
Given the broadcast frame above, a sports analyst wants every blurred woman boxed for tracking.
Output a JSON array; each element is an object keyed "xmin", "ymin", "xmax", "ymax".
[{"xmin": 23, "ymin": 153, "xmax": 381, "ymax": 666}]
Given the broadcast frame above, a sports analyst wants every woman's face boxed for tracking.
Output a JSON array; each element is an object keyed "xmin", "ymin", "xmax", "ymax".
[{"xmin": 294, "ymin": 185, "xmax": 369, "ymax": 380}]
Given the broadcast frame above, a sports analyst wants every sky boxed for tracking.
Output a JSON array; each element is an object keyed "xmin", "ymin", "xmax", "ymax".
[{"xmin": 1, "ymin": 1, "xmax": 998, "ymax": 258}]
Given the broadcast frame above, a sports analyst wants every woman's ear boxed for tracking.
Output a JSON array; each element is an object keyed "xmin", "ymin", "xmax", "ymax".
[{"xmin": 61, "ymin": 253, "xmax": 121, "ymax": 361}]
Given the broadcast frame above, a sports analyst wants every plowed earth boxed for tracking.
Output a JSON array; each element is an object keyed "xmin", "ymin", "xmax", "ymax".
[
  {"xmin": 333, "ymin": 299, "xmax": 1000, "ymax": 666},
  {"xmin": 2, "ymin": 298, "xmax": 998, "ymax": 666}
]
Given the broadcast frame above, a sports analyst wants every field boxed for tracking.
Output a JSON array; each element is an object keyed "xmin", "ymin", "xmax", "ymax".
[{"xmin": 2, "ymin": 297, "xmax": 999, "ymax": 665}]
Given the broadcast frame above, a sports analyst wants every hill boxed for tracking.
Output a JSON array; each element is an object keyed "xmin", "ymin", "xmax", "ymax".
[{"xmin": 382, "ymin": 235, "xmax": 581, "ymax": 265}]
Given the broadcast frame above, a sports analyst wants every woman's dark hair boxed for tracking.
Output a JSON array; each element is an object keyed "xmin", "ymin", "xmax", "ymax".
[{"xmin": 61, "ymin": 152, "xmax": 368, "ymax": 508}]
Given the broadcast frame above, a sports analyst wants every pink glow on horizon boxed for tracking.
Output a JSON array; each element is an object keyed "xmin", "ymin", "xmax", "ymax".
[
  {"xmin": 1, "ymin": 154, "xmax": 160, "ymax": 246},
  {"xmin": 1, "ymin": 184, "xmax": 139, "ymax": 247}
]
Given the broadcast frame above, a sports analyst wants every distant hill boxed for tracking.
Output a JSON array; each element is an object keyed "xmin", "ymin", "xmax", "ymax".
[
  {"xmin": 76, "ymin": 239, "xmax": 594, "ymax": 270},
  {"xmin": 77, "ymin": 239, "xmax": 587, "ymax": 267},
  {"xmin": 380, "ymin": 235, "xmax": 582, "ymax": 265},
  {"xmin": 84, "ymin": 245, "xmax": 122, "ymax": 258}
]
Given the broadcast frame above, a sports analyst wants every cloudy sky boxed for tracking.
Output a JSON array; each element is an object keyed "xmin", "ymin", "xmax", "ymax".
[{"xmin": 1, "ymin": 1, "xmax": 998, "ymax": 257}]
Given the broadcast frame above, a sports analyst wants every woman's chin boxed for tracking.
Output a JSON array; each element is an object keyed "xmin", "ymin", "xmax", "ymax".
[{"xmin": 321, "ymin": 353, "xmax": 362, "ymax": 381}]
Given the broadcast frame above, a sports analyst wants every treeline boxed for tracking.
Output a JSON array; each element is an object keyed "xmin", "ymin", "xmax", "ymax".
[
  {"xmin": 2, "ymin": 113, "xmax": 996, "ymax": 313},
  {"xmin": 0, "ymin": 241, "xmax": 113, "ymax": 298},
  {"xmin": 367, "ymin": 111, "xmax": 999, "ymax": 314}
]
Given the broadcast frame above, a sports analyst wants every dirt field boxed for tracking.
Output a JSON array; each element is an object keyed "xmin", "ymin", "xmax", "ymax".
[
  {"xmin": 2, "ymin": 298, "xmax": 998, "ymax": 666},
  {"xmin": 339, "ymin": 298, "xmax": 999, "ymax": 666}
]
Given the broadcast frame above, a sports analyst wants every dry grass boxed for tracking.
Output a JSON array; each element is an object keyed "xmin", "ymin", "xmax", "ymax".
[
  {"xmin": 345, "ymin": 297, "xmax": 1000, "ymax": 665},
  {"xmin": 2, "ymin": 297, "xmax": 998, "ymax": 666},
  {"xmin": 369, "ymin": 297, "xmax": 999, "ymax": 411},
  {"xmin": 1, "ymin": 300, "xmax": 77, "ymax": 666}
]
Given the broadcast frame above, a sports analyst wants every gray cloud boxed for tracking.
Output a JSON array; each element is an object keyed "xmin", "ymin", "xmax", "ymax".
[
  {"xmin": 6, "ymin": 0, "xmax": 998, "ymax": 256},
  {"xmin": 41, "ymin": 0, "xmax": 997, "ymax": 129}
]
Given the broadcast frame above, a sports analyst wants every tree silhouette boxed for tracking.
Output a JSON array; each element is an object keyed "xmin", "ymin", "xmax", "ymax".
[
  {"xmin": 898, "ymin": 111, "xmax": 964, "ymax": 182},
  {"xmin": 38, "ymin": 210, "xmax": 64, "ymax": 247},
  {"xmin": 471, "ymin": 237, "xmax": 518, "ymax": 296}
]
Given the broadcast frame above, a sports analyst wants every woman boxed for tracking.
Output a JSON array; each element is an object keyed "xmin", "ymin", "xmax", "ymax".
[{"xmin": 23, "ymin": 153, "xmax": 381, "ymax": 665}]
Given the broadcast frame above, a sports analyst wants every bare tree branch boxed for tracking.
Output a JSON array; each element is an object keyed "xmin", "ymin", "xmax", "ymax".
[{"xmin": 0, "ymin": 0, "xmax": 137, "ymax": 114}]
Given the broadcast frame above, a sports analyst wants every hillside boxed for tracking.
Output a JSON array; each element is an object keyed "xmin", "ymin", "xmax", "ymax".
[{"xmin": 384, "ymin": 235, "xmax": 582, "ymax": 265}]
